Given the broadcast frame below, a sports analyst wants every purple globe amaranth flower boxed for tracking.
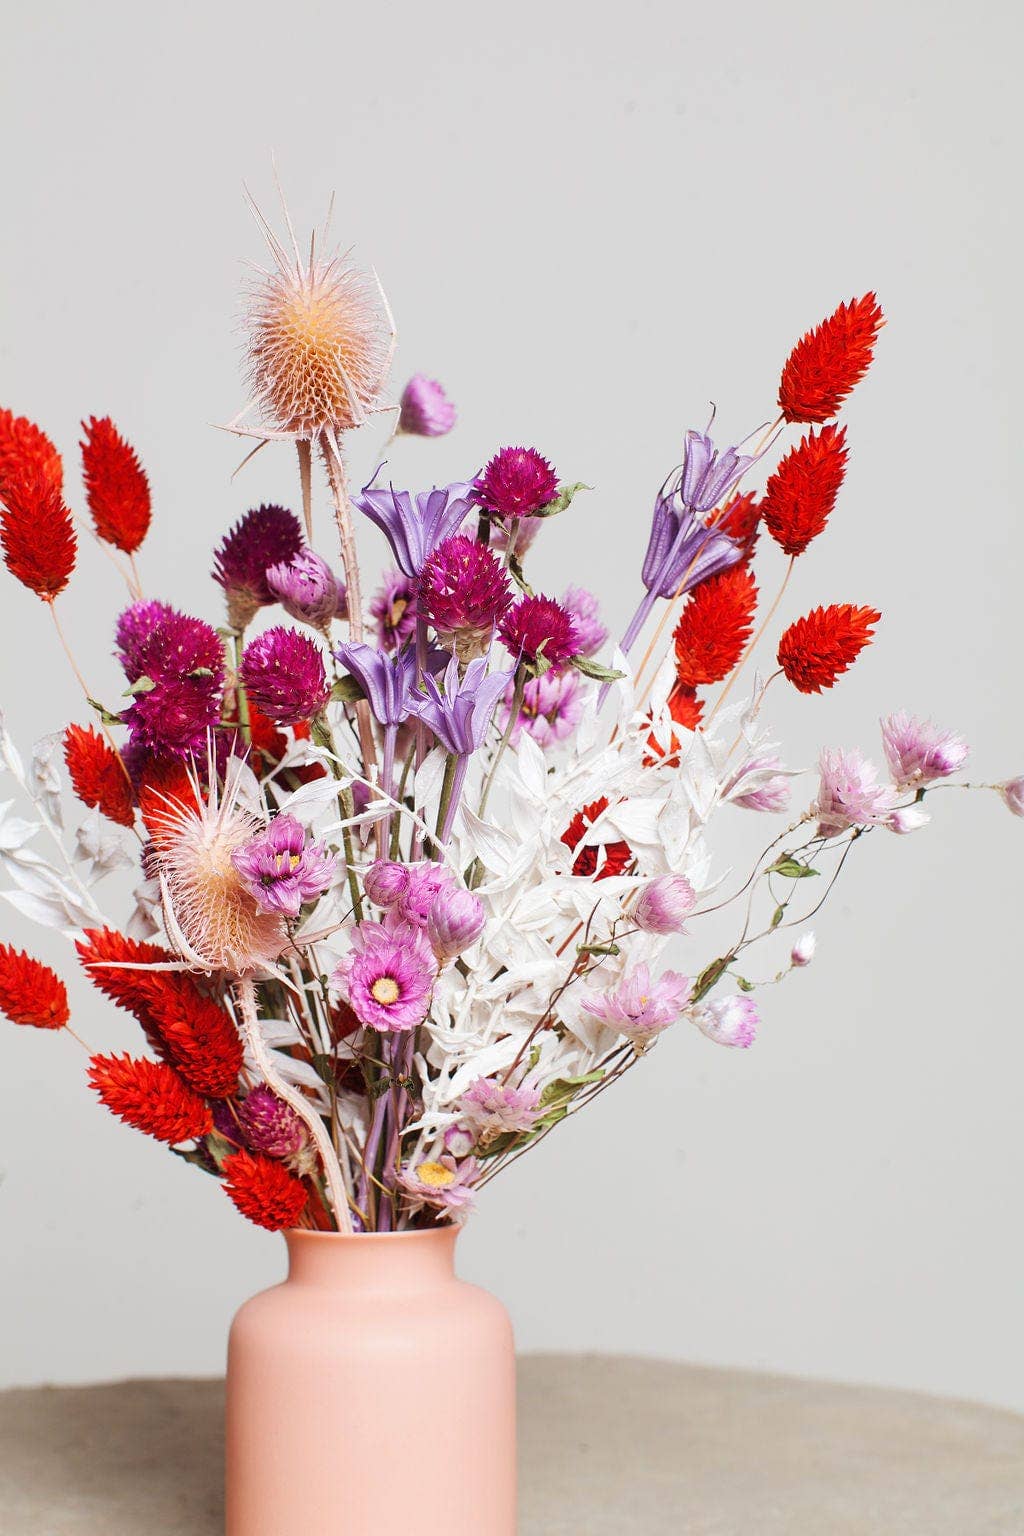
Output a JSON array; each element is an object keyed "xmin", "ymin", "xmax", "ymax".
[
  {"xmin": 364, "ymin": 860, "xmax": 452, "ymax": 927},
  {"xmin": 240, "ymin": 626, "xmax": 331, "ymax": 726},
  {"xmin": 231, "ymin": 813, "xmax": 337, "ymax": 918},
  {"xmin": 237, "ymin": 1084, "xmax": 309, "ymax": 1161},
  {"xmin": 120, "ymin": 609, "xmax": 225, "ymax": 758},
  {"xmin": 427, "ymin": 883, "xmax": 486, "ymax": 960},
  {"xmin": 334, "ymin": 922, "xmax": 436, "ymax": 1032},
  {"xmin": 791, "ymin": 932, "xmax": 816, "ymax": 968},
  {"xmin": 634, "ymin": 874, "xmax": 697, "ymax": 935},
  {"xmin": 354, "ymin": 474, "xmax": 476, "ymax": 577},
  {"xmin": 474, "ymin": 446, "xmax": 559, "ymax": 519},
  {"xmin": 499, "ymin": 594, "xmax": 580, "ymax": 668},
  {"xmin": 398, "ymin": 375, "xmax": 457, "ymax": 437},
  {"xmin": 561, "ymin": 585, "xmax": 607, "ymax": 658},
  {"xmin": 458, "ymin": 1076, "xmax": 542, "ymax": 1137},
  {"xmin": 1001, "ymin": 777, "xmax": 1024, "ymax": 817},
  {"xmin": 398, "ymin": 1155, "xmax": 479, "ymax": 1215},
  {"xmin": 418, "ymin": 534, "xmax": 513, "ymax": 662},
  {"xmin": 213, "ymin": 505, "xmax": 304, "ymax": 631},
  {"xmin": 408, "ymin": 654, "xmax": 514, "ymax": 757},
  {"xmin": 266, "ymin": 549, "xmax": 346, "ymax": 630},
  {"xmin": 370, "ymin": 568, "xmax": 419, "ymax": 652},
  {"xmin": 880, "ymin": 711, "xmax": 969, "ymax": 788},
  {"xmin": 336, "ymin": 641, "xmax": 418, "ymax": 727},
  {"xmin": 813, "ymin": 748, "xmax": 899, "ymax": 837},
  {"xmin": 692, "ymin": 995, "xmax": 758, "ymax": 1049},
  {"xmin": 724, "ymin": 753, "xmax": 794, "ymax": 814},
  {"xmin": 115, "ymin": 599, "xmax": 175, "ymax": 678},
  {"xmin": 500, "ymin": 667, "xmax": 584, "ymax": 749},
  {"xmin": 582, "ymin": 964, "xmax": 693, "ymax": 1047}
]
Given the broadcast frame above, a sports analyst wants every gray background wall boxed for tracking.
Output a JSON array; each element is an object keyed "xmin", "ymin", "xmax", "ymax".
[{"xmin": 1, "ymin": 1, "xmax": 1021, "ymax": 1408}]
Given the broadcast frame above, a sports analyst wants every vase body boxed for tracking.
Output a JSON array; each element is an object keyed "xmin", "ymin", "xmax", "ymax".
[{"xmin": 226, "ymin": 1227, "xmax": 516, "ymax": 1536}]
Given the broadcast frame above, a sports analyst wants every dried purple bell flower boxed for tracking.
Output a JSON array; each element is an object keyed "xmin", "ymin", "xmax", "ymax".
[
  {"xmin": 266, "ymin": 549, "xmax": 347, "ymax": 630},
  {"xmin": 354, "ymin": 475, "xmax": 476, "ymax": 577},
  {"xmin": 370, "ymin": 568, "xmax": 419, "ymax": 652},
  {"xmin": 397, "ymin": 375, "xmax": 457, "ymax": 437}
]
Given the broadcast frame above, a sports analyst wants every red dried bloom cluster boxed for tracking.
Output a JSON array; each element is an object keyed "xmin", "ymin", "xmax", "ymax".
[
  {"xmin": 222, "ymin": 1149, "xmax": 308, "ymax": 1231},
  {"xmin": 0, "ymin": 463, "xmax": 77, "ymax": 600},
  {"xmin": 80, "ymin": 416, "xmax": 152, "ymax": 554},
  {"xmin": 137, "ymin": 762, "xmax": 203, "ymax": 851},
  {"xmin": 643, "ymin": 683, "xmax": 705, "ymax": 769},
  {"xmin": 561, "ymin": 798, "xmax": 632, "ymax": 879},
  {"xmin": 88, "ymin": 1053, "xmax": 212, "ymax": 1143},
  {"xmin": 715, "ymin": 491, "xmax": 760, "ymax": 562},
  {"xmin": 63, "ymin": 724, "xmax": 135, "ymax": 827},
  {"xmin": 673, "ymin": 566, "xmax": 758, "ymax": 689},
  {"xmin": 76, "ymin": 929, "xmax": 243, "ymax": 1097},
  {"xmin": 778, "ymin": 294, "xmax": 884, "ymax": 424},
  {"xmin": 0, "ymin": 409, "xmax": 62, "ymax": 497},
  {"xmin": 777, "ymin": 603, "xmax": 881, "ymax": 694},
  {"xmin": 0, "ymin": 945, "xmax": 69, "ymax": 1030},
  {"xmin": 761, "ymin": 425, "xmax": 848, "ymax": 557}
]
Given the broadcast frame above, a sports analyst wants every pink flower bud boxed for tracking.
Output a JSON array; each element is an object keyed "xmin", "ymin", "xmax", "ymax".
[
  {"xmin": 444, "ymin": 1124, "xmax": 475, "ymax": 1158},
  {"xmin": 1001, "ymin": 777, "xmax": 1024, "ymax": 817},
  {"xmin": 363, "ymin": 860, "xmax": 411, "ymax": 908},
  {"xmin": 888, "ymin": 804, "xmax": 930, "ymax": 834},
  {"xmin": 398, "ymin": 375, "xmax": 457, "ymax": 437},
  {"xmin": 692, "ymin": 995, "xmax": 758, "ymax": 1048},
  {"xmin": 634, "ymin": 874, "xmax": 697, "ymax": 934},
  {"xmin": 427, "ymin": 884, "xmax": 487, "ymax": 960},
  {"xmin": 790, "ymin": 932, "xmax": 816, "ymax": 967}
]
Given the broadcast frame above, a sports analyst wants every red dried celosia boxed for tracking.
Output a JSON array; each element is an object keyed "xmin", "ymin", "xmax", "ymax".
[
  {"xmin": 0, "ymin": 409, "xmax": 62, "ymax": 497},
  {"xmin": 0, "ymin": 463, "xmax": 77, "ymax": 600},
  {"xmin": 778, "ymin": 294, "xmax": 884, "ymax": 424},
  {"xmin": 88, "ymin": 1052, "xmax": 212, "ymax": 1143},
  {"xmin": 222, "ymin": 1149, "xmax": 309, "ymax": 1231},
  {"xmin": 0, "ymin": 945, "xmax": 69, "ymax": 1030},
  {"xmin": 63, "ymin": 723, "xmax": 135, "ymax": 828},
  {"xmin": 561, "ymin": 798, "xmax": 633, "ymax": 879},
  {"xmin": 81, "ymin": 416, "xmax": 152, "ymax": 554},
  {"xmin": 761, "ymin": 425, "xmax": 848, "ymax": 557},
  {"xmin": 673, "ymin": 565, "xmax": 758, "ymax": 688},
  {"xmin": 777, "ymin": 603, "xmax": 881, "ymax": 694}
]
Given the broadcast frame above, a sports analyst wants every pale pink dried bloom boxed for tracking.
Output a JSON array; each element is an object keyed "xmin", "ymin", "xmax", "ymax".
[
  {"xmin": 634, "ymin": 875, "xmax": 697, "ymax": 934},
  {"xmin": 724, "ymin": 753, "xmax": 793, "ymax": 813},
  {"xmin": 1001, "ymin": 777, "xmax": 1024, "ymax": 817},
  {"xmin": 691, "ymin": 995, "xmax": 758, "ymax": 1048},
  {"xmin": 582, "ymin": 964, "xmax": 692, "ymax": 1047},
  {"xmin": 398, "ymin": 1155, "xmax": 479, "ymax": 1216},
  {"xmin": 812, "ymin": 748, "xmax": 899, "ymax": 837},
  {"xmin": 880, "ymin": 711, "xmax": 969, "ymax": 788},
  {"xmin": 458, "ymin": 1076, "xmax": 543, "ymax": 1139},
  {"xmin": 888, "ymin": 804, "xmax": 930, "ymax": 835},
  {"xmin": 790, "ymin": 932, "xmax": 816, "ymax": 967}
]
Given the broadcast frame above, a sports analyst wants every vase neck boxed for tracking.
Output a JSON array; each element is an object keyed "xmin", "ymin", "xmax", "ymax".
[{"xmin": 284, "ymin": 1226, "xmax": 458, "ymax": 1290}]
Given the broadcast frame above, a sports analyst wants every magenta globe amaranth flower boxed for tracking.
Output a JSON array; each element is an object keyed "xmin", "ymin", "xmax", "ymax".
[
  {"xmin": 499, "ymin": 594, "xmax": 580, "ymax": 668},
  {"xmin": 692, "ymin": 995, "xmax": 758, "ymax": 1048},
  {"xmin": 240, "ymin": 627, "xmax": 331, "ymax": 726},
  {"xmin": 427, "ymin": 883, "xmax": 486, "ymax": 960},
  {"xmin": 474, "ymin": 446, "xmax": 559, "ymax": 519},
  {"xmin": 561, "ymin": 585, "xmax": 607, "ymax": 658},
  {"xmin": 120, "ymin": 608, "xmax": 225, "ymax": 758},
  {"xmin": 115, "ymin": 599, "xmax": 175, "ymax": 677},
  {"xmin": 634, "ymin": 874, "xmax": 697, "ymax": 934},
  {"xmin": 231, "ymin": 813, "xmax": 337, "ymax": 917},
  {"xmin": 238, "ymin": 1084, "xmax": 309, "ymax": 1161},
  {"xmin": 266, "ymin": 549, "xmax": 346, "ymax": 630},
  {"xmin": 880, "ymin": 711, "xmax": 969, "ymax": 788},
  {"xmin": 418, "ymin": 534, "xmax": 513, "ymax": 661},
  {"xmin": 582, "ymin": 964, "xmax": 693, "ymax": 1048},
  {"xmin": 213, "ymin": 504, "xmax": 304, "ymax": 631},
  {"xmin": 501, "ymin": 667, "xmax": 584, "ymax": 748},
  {"xmin": 370, "ymin": 568, "xmax": 418, "ymax": 652},
  {"xmin": 398, "ymin": 375, "xmax": 457, "ymax": 437}
]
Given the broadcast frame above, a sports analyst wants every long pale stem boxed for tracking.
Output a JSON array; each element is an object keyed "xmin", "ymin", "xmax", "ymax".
[
  {"xmin": 705, "ymin": 555, "xmax": 795, "ymax": 728},
  {"xmin": 236, "ymin": 975, "xmax": 353, "ymax": 1234},
  {"xmin": 297, "ymin": 440, "xmax": 314, "ymax": 544},
  {"xmin": 49, "ymin": 600, "xmax": 135, "ymax": 796}
]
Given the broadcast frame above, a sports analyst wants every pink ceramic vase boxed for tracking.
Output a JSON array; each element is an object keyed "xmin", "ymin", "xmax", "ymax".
[{"xmin": 226, "ymin": 1226, "xmax": 517, "ymax": 1536}]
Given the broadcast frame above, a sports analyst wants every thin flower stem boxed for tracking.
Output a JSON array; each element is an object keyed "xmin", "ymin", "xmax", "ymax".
[
  {"xmin": 705, "ymin": 555, "xmax": 795, "ymax": 728},
  {"xmin": 322, "ymin": 440, "xmax": 379, "ymax": 796},
  {"xmin": 231, "ymin": 632, "xmax": 251, "ymax": 746},
  {"xmin": 478, "ymin": 667, "xmax": 525, "ymax": 823},
  {"xmin": 48, "ymin": 600, "xmax": 136, "ymax": 798}
]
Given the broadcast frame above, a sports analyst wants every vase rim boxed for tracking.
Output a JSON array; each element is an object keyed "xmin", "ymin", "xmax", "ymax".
[{"xmin": 284, "ymin": 1225, "xmax": 457, "ymax": 1244}]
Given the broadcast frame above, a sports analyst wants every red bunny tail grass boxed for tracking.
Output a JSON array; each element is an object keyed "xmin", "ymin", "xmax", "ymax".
[
  {"xmin": 778, "ymin": 294, "xmax": 884, "ymax": 424},
  {"xmin": 0, "ymin": 463, "xmax": 77, "ymax": 600},
  {"xmin": 673, "ymin": 565, "xmax": 758, "ymax": 688},
  {"xmin": 561, "ymin": 798, "xmax": 633, "ymax": 880},
  {"xmin": 75, "ymin": 927, "xmax": 176, "ymax": 1051},
  {"xmin": 0, "ymin": 945, "xmax": 69, "ymax": 1030},
  {"xmin": 715, "ymin": 491, "xmax": 760, "ymax": 560},
  {"xmin": 222, "ymin": 1150, "xmax": 309, "ymax": 1231},
  {"xmin": 0, "ymin": 409, "xmax": 62, "ymax": 498},
  {"xmin": 137, "ymin": 760, "xmax": 203, "ymax": 852},
  {"xmin": 145, "ymin": 978, "xmax": 244, "ymax": 1099},
  {"xmin": 761, "ymin": 425, "xmax": 848, "ymax": 557},
  {"xmin": 63, "ymin": 724, "xmax": 135, "ymax": 827},
  {"xmin": 777, "ymin": 603, "xmax": 881, "ymax": 694},
  {"xmin": 643, "ymin": 683, "xmax": 705, "ymax": 768},
  {"xmin": 88, "ymin": 1053, "xmax": 212, "ymax": 1143},
  {"xmin": 81, "ymin": 416, "xmax": 152, "ymax": 554}
]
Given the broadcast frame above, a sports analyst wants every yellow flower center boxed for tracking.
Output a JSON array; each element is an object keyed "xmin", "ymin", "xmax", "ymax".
[
  {"xmin": 416, "ymin": 1161, "xmax": 457, "ymax": 1189},
  {"xmin": 371, "ymin": 975, "xmax": 401, "ymax": 1006}
]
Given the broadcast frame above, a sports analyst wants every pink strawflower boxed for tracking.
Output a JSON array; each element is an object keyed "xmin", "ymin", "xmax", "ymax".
[
  {"xmin": 427, "ymin": 884, "xmax": 487, "ymax": 960},
  {"xmin": 791, "ymin": 932, "xmax": 816, "ymax": 967},
  {"xmin": 398, "ymin": 1155, "xmax": 479, "ymax": 1216},
  {"xmin": 813, "ymin": 748, "xmax": 899, "ymax": 837},
  {"xmin": 266, "ymin": 549, "xmax": 346, "ymax": 630},
  {"xmin": 213, "ymin": 504, "xmax": 304, "ymax": 631},
  {"xmin": 692, "ymin": 995, "xmax": 758, "ymax": 1048},
  {"xmin": 231, "ymin": 813, "xmax": 337, "ymax": 917},
  {"xmin": 418, "ymin": 534, "xmax": 513, "ymax": 661},
  {"xmin": 474, "ymin": 446, "xmax": 559, "ymax": 519},
  {"xmin": 240, "ymin": 627, "xmax": 331, "ymax": 725},
  {"xmin": 582, "ymin": 964, "xmax": 693, "ymax": 1047},
  {"xmin": 499, "ymin": 594, "xmax": 580, "ymax": 667},
  {"xmin": 634, "ymin": 874, "xmax": 697, "ymax": 934},
  {"xmin": 561, "ymin": 585, "xmax": 607, "ymax": 658},
  {"xmin": 724, "ymin": 753, "xmax": 793, "ymax": 813},
  {"xmin": 120, "ymin": 609, "xmax": 225, "ymax": 758},
  {"xmin": 458, "ymin": 1076, "xmax": 543, "ymax": 1138},
  {"xmin": 237, "ymin": 1084, "xmax": 312, "ymax": 1171},
  {"xmin": 1001, "ymin": 777, "xmax": 1024, "ymax": 817},
  {"xmin": 369, "ymin": 568, "xmax": 419, "ymax": 652},
  {"xmin": 880, "ymin": 711, "xmax": 969, "ymax": 788},
  {"xmin": 500, "ymin": 667, "xmax": 584, "ymax": 748},
  {"xmin": 334, "ymin": 924, "xmax": 435, "ymax": 1032},
  {"xmin": 398, "ymin": 375, "xmax": 457, "ymax": 437}
]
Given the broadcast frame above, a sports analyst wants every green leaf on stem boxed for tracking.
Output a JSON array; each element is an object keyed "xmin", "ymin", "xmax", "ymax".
[
  {"xmin": 570, "ymin": 654, "xmax": 626, "ymax": 683},
  {"xmin": 534, "ymin": 482, "xmax": 591, "ymax": 517},
  {"xmin": 768, "ymin": 856, "xmax": 819, "ymax": 879},
  {"xmin": 332, "ymin": 675, "xmax": 366, "ymax": 704}
]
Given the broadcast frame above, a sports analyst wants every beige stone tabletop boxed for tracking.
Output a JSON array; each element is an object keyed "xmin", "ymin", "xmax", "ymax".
[{"xmin": 2, "ymin": 1354, "xmax": 1023, "ymax": 1534}]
